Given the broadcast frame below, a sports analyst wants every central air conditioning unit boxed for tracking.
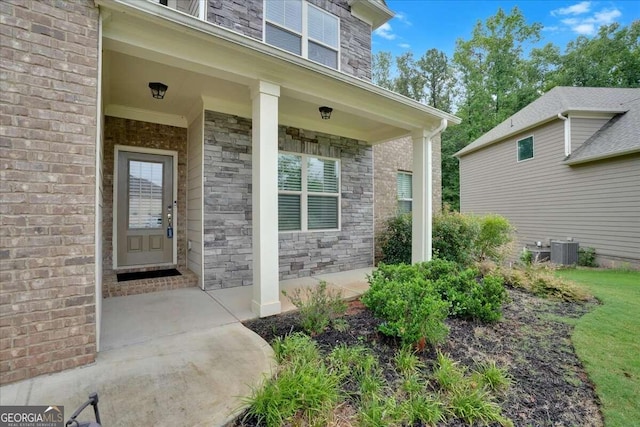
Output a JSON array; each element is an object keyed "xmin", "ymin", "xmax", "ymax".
[{"xmin": 551, "ymin": 240, "xmax": 579, "ymax": 265}]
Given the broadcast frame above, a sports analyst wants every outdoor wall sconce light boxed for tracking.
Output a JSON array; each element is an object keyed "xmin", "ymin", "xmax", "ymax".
[
  {"xmin": 319, "ymin": 106, "xmax": 333, "ymax": 120},
  {"xmin": 148, "ymin": 82, "xmax": 168, "ymax": 99}
]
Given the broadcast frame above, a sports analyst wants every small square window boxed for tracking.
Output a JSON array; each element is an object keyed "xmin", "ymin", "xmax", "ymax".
[{"xmin": 517, "ymin": 136, "xmax": 534, "ymax": 161}]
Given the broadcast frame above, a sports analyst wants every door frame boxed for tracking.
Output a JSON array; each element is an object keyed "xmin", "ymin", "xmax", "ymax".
[{"xmin": 113, "ymin": 144, "xmax": 179, "ymax": 270}]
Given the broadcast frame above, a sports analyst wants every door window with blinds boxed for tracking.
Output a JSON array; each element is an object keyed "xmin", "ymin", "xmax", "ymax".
[
  {"xmin": 265, "ymin": 0, "xmax": 339, "ymax": 69},
  {"xmin": 278, "ymin": 153, "xmax": 340, "ymax": 231},
  {"xmin": 397, "ymin": 172, "xmax": 413, "ymax": 214}
]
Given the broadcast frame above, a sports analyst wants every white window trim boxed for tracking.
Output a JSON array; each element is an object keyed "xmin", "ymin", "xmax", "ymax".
[
  {"xmin": 397, "ymin": 171, "xmax": 413, "ymax": 213},
  {"xmin": 278, "ymin": 151, "xmax": 341, "ymax": 233},
  {"xmin": 516, "ymin": 135, "xmax": 535, "ymax": 163},
  {"xmin": 263, "ymin": 0, "xmax": 341, "ymax": 70}
]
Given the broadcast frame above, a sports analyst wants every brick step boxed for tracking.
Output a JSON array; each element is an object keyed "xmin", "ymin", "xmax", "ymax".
[{"xmin": 103, "ymin": 269, "xmax": 199, "ymax": 298}]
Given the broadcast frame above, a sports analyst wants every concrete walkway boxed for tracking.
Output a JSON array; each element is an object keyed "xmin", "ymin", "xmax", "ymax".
[{"xmin": 0, "ymin": 268, "xmax": 373, "ymax": 426}]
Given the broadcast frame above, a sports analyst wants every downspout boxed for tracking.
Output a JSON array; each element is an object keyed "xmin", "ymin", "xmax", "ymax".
[
  {"xmin": 558, "ymin": 113, "xmax": 571, "ymax": 157},
  {"xmin": 424, "ymin": 118, "xmax": 448, "ymax": 261}
]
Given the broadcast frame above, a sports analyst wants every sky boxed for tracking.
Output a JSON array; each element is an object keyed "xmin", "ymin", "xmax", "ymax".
[{"xmin": 372, "ymin": 0, "xmax": 640, "ymax": 58}]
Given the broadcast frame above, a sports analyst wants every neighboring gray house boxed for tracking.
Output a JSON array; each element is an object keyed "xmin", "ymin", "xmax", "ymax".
[
  {"xmin": 456, "ymin": 87, "xmax": 640, "ymax": 268},
  {"xmin": 1, "ymin": 0, "xmax": 460, "ymax": 384}
]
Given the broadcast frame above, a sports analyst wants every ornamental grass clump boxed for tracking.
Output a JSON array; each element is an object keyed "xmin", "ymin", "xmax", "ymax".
[{"xmin": 282, "ymin": 281, "xmax": 347, "ymax": 335}]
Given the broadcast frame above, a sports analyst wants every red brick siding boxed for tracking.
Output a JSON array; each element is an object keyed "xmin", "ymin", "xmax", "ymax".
[
  {"xmin": 1, "ymin": 0, "xmax": 99, "ymax": 385},
  {"xmin": 373, "ymin": 136, "xmax": 443, "ymax": 262},
  {"xmin": 101, "ymin": 117, "xmax": 189, "ymax": 297}
]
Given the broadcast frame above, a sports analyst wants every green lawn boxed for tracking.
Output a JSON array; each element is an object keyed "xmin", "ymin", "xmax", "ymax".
[{"xmin": 556, "ymin": 269, "xmax": 640, "ymax": 427}]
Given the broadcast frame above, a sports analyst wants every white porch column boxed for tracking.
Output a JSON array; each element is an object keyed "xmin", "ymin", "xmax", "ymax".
[
  {"xmin": 411, "ymin": 119, "xmax": 447, "ymax": 264},
  {"xmin": 411, "ymin": 128, "xmax": 432, "ymax": 263},
  {"xmin": 250, "ymin": 81, "xmax": 282, "ymax": 317}
]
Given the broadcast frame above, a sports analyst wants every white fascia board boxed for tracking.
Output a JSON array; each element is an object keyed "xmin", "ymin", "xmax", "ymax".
[
  {"xmin": 97, "ymin": 0, "xmax": 460, "ymax": 130},
  {"xmin": 564, "ymin": 147, "xmax": 640, "ymax": 165}
]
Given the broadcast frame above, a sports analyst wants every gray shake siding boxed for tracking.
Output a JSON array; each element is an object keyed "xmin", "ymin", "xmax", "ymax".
[
  {"xmin": 459, "ymin": 119, "xmax": 640, "ymax": 266},
  {"xmin": 203, "ymin": 111, "xmax": 373, "ymax": 289},
  {"xmin": 206, "ymin": 0, "xmax": 372, "ymax": 79}
]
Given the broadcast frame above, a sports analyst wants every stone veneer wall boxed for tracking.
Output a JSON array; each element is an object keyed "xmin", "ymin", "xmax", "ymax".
[
  {"xmin": 101, "ymin": 117, "xmax": 188, "ymax": 296},
  {"xmin": 207, "ymin": 0, "xmax": 372, "ymax": 79},
  {"xmin": 202, "ymin": 110, "xmax": 373, "ymax": 289},
  {"xmin": 0, "ymin": 0, "xmax": 99, "ymax": 385},
  {"xmin": 373, "ymin": 136, "xmax": 443, "ymax": 262}
]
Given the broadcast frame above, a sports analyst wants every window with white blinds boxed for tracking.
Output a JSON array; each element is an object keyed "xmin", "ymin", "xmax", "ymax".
[
  {"xmin": 397, "ymin": 172, "xmax": 413, "ymax": 214},
  {"xmin": 278, "ymin": 153, "xmax": 340, "ymax": 231},
  {"xmin": 264, "ymin": 0, "xmax": 339, "ymax": 69}
]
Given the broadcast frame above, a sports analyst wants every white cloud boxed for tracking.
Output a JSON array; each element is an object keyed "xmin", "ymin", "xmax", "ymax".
[
  {"xmin": 398, "ymin": 43, "xmax": 411, "ymax": 49},
  {"xmin": 551, "ymin": 3, "xmax": 622, "ymax": 36},
  {"xmin": 374, "ymin": 22, "xmax": 396, "ymax": 40},
  {"xmin": 542, "ymin": 26, "xmax": 560, "ymax": 32},
  {"xmin": 551, "ymin": 1, "xmax": 591, "ymax": 16},
  {"xmin": 573, "ymin": 23, "xmax": 596, "ymax": 34},
  {"xmin": 394, "ymin": 12, "xmax": 412, "ymax": 26},
  {"xmin": 593, "ymin": 9, "xmax": 622, "ymax": 24}
]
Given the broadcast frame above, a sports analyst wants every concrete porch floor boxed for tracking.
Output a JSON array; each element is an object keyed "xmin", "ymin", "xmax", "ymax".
[{"xmin": 0, "ymin": 268, "xmax": 373, "ymax": 426}]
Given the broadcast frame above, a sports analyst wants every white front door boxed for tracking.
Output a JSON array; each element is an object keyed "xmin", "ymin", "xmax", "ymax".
[{"xmin": 116, "ymin": 150, "xmax": 175, "ymax": 267}]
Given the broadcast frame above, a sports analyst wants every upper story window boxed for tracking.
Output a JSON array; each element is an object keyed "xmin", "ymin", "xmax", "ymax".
[
  {"xmin": 517, "ymin": 136, "xmax": 534, "ymax": 162},
  {"xmin": 265, "ymin": 0, "xmax": 340, "ymax": 69},
  {"xmin": 278, "ymin": 152, "xmax": 340, "ymax": 231},
  {"xmin": 397, "ymin": 172, "xmax": 412, "ymax": 214}
]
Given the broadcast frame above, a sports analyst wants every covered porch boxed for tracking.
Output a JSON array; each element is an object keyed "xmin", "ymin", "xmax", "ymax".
[{"xmin": 95, "ymin": 0, "xmax": 459, "ymax": 352}]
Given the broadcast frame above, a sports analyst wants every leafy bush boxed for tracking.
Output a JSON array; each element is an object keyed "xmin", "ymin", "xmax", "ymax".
[
  {"xmin": 282, "ymin": 281, "xmax": 347, "ymax": 335},
  {"xmin": 578, "ymin": 247, "xmax": 597, "ymax": 267},
  {"xmin": 379, "ymin": 213, "xmax": 412, "ymax": 264},
  {"xmin": 379, "ymin": 209, "xmax": 513, "ymax": 267},
  {"xmin": 474, "ymin": 214, "xmax": 513, "ymax": 262},
  {"xmin": 520, "ymin": 248, "xmax": 533, "ymax": 265},
  {"xmin": 433, "ymin": 210, "xmax": 480, "ymax": 266},
  {"xmin": 363, "ymin": 265, "xmax": 450, "ymax": 348}
]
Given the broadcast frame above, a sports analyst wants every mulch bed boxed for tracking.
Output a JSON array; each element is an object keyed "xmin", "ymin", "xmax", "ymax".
[{"xmin": 236, "ymin": 287, "xmax": 603, "ymax": 426}]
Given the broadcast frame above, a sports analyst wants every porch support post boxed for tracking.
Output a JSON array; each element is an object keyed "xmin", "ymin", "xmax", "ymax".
[
  {"xmin": 250, "ymin": 80, "xmax": 282, "ymax": 317},
  {"xmin": 411, "ymin": 128, "xmax": 432, "ymax": 263}
]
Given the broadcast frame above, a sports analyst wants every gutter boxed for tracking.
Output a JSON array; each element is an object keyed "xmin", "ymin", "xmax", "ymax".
[{"xmin": 557, "ymin": 113, "xmax": 571, "ymax": 156}]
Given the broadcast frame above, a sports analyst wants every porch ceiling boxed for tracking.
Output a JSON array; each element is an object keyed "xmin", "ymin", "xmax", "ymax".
[
  {"xmin": 104, "ymin": 51, "xmax": 390, "ymax": 141},
  {"xmin": 99, "ymin": 0, "xmax": 460, "ymax": 142}
]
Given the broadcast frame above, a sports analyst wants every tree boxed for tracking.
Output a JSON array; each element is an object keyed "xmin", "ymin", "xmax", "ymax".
[
  {"xmin": 540, "ymin": 21, "xmax": 640, "ymax": 88},
  {"xmin": 454, "ymin": 7, "xmax": 542, "ymax": 139},
  {"xmin": 417, "ymin": 49, "xmax": 456, "ymax": 113},
  {"xmin": 394, "ymin": 52, "xmax": 425, "ymax": 100},
  {"xmin": 372, "ymin": 51, "xmax": 394, "ymax": 90}
]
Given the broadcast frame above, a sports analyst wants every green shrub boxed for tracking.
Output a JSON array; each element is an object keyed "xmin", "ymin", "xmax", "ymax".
[
  {"xmin": 244, "ymin": 333, "xmax": 340, "ymax": 427},
  {"xmin": 519, "ymin": 248, "xmax": 533, "ymax": 265},
  {"xmin": 362, "ymin": 266, "xmax": 450, "ymax": 348},
  {"xmin": 432, "ymin": 267, "xmax": 508, "ymax": 323},
  {"xmin": 433, "ymin": 210, "xmax": 480, "ymax": 266},
  {"xmin": 379, "ymin": 213, "xmax": 412, "ymax": 264},
  {"xmin": 282, "ymin": 281, "xmax": 347, "ymax": 335},
  {"xmin": 578, "ymin": 247, "xmax": 597, "ymax": 267},
  {"xmin": 474, "ymin": 214, "xmax": 513, "ymax": 262}
]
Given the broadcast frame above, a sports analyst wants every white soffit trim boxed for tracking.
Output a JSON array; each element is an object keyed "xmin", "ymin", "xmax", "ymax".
[
  {"xmin": 348, "ymin": 0, "xmax": 395, "ymax": 29},
  {"xmin": 105, "ymin": 104, "xmax": 187, "ymax": 128}
]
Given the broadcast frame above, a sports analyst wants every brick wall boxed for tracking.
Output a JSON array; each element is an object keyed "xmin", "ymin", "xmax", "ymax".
[
  {"xmin": 0, "ymin": 0, "xmax": 99, "ymax": 385},
  {"xmin": 207, "ymin": 0, "xmax": 372, "ymax": 80},
  {"xmin": 373, "ymin": 136, "xmax": 443, "ymax": 262},
  {"xmin": 101, "ymin": 117, "xmax": 188, "ymax": 296},
  {"xmin": 202, "ymin": 110, "xmax": 373, "ymax": 290}
]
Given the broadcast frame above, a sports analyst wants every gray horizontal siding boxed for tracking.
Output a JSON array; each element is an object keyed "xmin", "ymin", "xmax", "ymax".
[
  {"xmin": 571, "ymin": 117, "xmax": 610, "ymax": 153},
  {"xmin": 460, "ymin": 119, "xmax": 640, "ymax": 263}
]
